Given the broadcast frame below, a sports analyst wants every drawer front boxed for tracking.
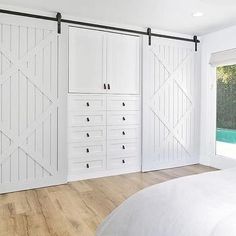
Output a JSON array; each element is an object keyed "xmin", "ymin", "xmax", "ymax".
[
  {"xmin": 107, "ymin": 125, "xmax": 140, "ymax": 140},
  {"xmin": 69, "ymin": 160, "xmax": 105, "ymax": 173},
  {"xmin": 107, "ymin": 156, "xmax": 140, "ymax": 170},
  {"xmin": 68, "ymin": 126, "xmax": 106, "ymax": 142},
  {"xmin": 69, "ymin": 141, "xmax": 106, "ymax": 159},
  {"xmin": 107, "ymin": 111, "xmax": 140, "ymax": 126},
  {"xmin": 69, "ymin": 112, "xmax": 106, "ymax": 126},
  {"xmin": 107, "ymin": 139, "xmax": 140, "ymax": 157},
  {"xmin": 107, "ymin": 95, "xmax": 140, "ymax": 111},
  {"xmin": 68, "ymin": 94, "xmax": 106, "ymax": 111}
]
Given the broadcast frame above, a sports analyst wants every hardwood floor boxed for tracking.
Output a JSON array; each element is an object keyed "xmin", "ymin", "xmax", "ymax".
[{"xmin": 0, "ymin": 164, "xmax": 216, "ymax": 236}]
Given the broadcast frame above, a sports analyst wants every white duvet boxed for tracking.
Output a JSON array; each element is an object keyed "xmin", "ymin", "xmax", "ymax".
[{"xmin": 96, "ymin": 168, "xmax": 236, "ymax": 236}]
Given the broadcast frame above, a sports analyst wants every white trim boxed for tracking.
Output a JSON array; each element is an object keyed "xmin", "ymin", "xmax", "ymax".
[
  {"xmin": 200, "ymin": 43, "xmax": 236, "ymax": 169},
  {"xmin": 68, "ymin": 165, "xmax": 141, "ymax": 182}
]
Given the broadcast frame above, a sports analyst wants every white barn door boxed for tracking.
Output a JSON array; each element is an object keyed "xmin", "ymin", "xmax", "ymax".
[
  {"xmin": 142, "ymin": 37, "xmax": 200, "ymax": 171},
  {"xmin": 0, "ymin": 15, "xmax": 67, "ymax": 193}
]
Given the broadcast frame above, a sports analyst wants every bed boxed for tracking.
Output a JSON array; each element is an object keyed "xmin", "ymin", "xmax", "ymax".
[{"xmin": 96, "ymin": 168, "xmax": 236, "ymax": 236}]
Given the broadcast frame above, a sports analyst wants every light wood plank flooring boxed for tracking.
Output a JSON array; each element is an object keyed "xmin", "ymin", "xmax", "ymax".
[{"xmin": 0, "ymin": 164, "xmax": 216, "ymax": 236}]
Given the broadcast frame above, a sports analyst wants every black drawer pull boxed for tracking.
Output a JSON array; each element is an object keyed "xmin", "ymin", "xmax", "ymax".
[
  {"xmin": 122, "ymin": 102, "xmax": 125, "ymax": 107},
  {"xmin": 86, "ymin": 102, "xmax": 90, "ymax": 107},
  {"xmin": 87, "ymin": 117, "xmax": 90, "ymax": 122},
  {"xmin": 86, "ymin": 133, "xmax": 90, "ymax": 137},
  {"xmin": 86, "ymin": 163, "xmax": 90, "ymax": 168},
  {"xmin": 86, "ymin": 148, "xmax": 90, "ymax": 153},
  {"xmin": 122, "ymin": 131, "xmax": 125, "ymax": 135},
  {"xmin": 122, "ymin": 117, "xmax": 126, "ymax": 121},
  {"xmin": 122, "ymin": 159, "xmax": 125, "ymax": 164},
  {"xmin": 104, "ymin": 84, "xmax": 107, "ymax": 90},
  {"xmin": 108, "ymin": 84, "xmax": 111, "ymax": 90},
  {"xmin": 122, "ymin": 145, "xmax": 125, "ymax": 150}
]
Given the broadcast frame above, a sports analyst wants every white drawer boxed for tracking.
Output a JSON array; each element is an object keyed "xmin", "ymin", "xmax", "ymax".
[
  {"xmin": 69, "ymin": 160, "xmax": 105, "ymax": 173},
  {"xmin": 69, "ymin": 141, "xmax": 106, "ymax": 159},
  {"xmin": 107, "ymin": 125, "xmax": 140, "ymax": 140},
  {"xmin": 107, "ymin": 156, "xmax": 140, "ymax": 170},
  {"xmin": 107, "ymin": 139, "xmax": 140, "ymax": 158},
  {"xmin": 68, "ymin": 126, "xmax": 106, "ymax": 142},
  {"xmin": 68, "ymin": 94, "xmax": 106, "ymax": 112},
  {"xmin": 107, "ymin": 95, "xmax": 140, "ymax": 111},
  {"xmin": 107, "ymin": 111, "xmax": 140, "ymax": 126},
  {"xmin": 69, "ymin": 111, "xmax": 106, "ymax": 126}
]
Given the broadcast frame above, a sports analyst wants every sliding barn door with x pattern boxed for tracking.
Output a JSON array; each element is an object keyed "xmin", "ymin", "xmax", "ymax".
[
  {"xmin": 142, "ymin": 37, "xmax": 199, "ymax": 171},
  {"xmin": 0, "ymin": 16, "xmax": 66, "ymax": 193}
]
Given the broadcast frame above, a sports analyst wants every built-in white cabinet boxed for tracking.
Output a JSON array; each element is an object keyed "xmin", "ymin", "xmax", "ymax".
[
  {"xmin": 69, "ymin": 27, "xmax": 140, "ymax": 95},
  {"xmin": 68, "ymin": 27, "xmax": 141, "ymax": 181}
]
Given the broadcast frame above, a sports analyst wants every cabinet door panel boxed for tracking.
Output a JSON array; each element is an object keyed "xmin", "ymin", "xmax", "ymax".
[
  {"xmin": 107, "ymin": 111, "xmax": 140, "ymax": 126},
  {"xmin": 107, "ymin": 95, "xmax": 140, "ymax": 111},
  {"xmin": 68, "ymin": 126, "xmax": 106, "ymax": 142},
  {"xmin": 68, "ymin": 94, "xmax": 106, "ymax": 112},
  {"xmin": 107, "ymin": 157, "xmax": 139, "ymax": 170},
  {"xmin": 69, "ymin": 27, "xmax": 106, "ymax": 93},
  {"xmin": 106, "ymin": 33, "xmax": 140, "ymax": 94},
  {"xmin": 107, "ymin": 125, "xmax": 140, "ymax": 140},
  {"xmin": 69, "ymin": 141, "xmax": 106, "ymax": 160},
  {"xmin": 69, "ymin": 111, "xmax": 106, "ymax": 127},
  {"xmin": 69, "ymin": 160, "xmax": 105, "ymax": 174}
]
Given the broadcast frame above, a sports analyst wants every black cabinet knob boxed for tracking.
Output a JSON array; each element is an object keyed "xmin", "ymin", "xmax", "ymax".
[
  {"xmin": 86, "ymin": 148, "xmax": 90, "ymax": 153},
  {"xmin": 122, "ymin": 131, "xmax": 125, "ymax": 135},
  {"xmin": 122, "ymin": 145, "xmax": 125, "ymax": 150},
  {"xmin": 86, "ymin": 102, "xmax": 90, "ymax": 107},
  {"xmin": 122, "ymin": 159, "xmax": 125, "ymax": 164},
  {"xmin": 86, "ymin": 163, "xmax": 90, "ymax": 168},
  {"xmin": 86, "ymin": 133, "xmax": 90, "ymax": 137},
  {"xmin": 122, "ymin": 102, "xmax": 125, "ymax": 107},
  {"xmin": 108, "ymin": 84, "xmax": 111, "ymax": 90},
  {"xmin": 104, "ymin": 84, "xmax": 107, "ymax": 90},
  {"xmin": 87, "ymin": 117, "xmax": 90, "ymax": 122},
  {"xmin": 122, "ymin": 117, "xmax": 126, "ymax": 121}
]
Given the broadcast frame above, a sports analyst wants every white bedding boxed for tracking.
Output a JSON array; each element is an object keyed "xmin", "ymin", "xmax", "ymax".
[{"xmin": 96, "ymin": 168, "xmax": 236, "ymax": 236}]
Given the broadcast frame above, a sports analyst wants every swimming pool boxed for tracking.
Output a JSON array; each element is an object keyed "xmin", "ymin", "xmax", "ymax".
[{"xmin": 216, "ymin": 128, "xmax": 236, "ymax": 144}]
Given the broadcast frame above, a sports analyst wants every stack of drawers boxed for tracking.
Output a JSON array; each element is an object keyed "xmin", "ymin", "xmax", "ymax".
[
  {"xmin": 68, "ymin": 94, "xmax": 141, "ymax": 179},
  {"xmin": 106, "ymin": 95, "xmax": 140, "ymax": 169}
]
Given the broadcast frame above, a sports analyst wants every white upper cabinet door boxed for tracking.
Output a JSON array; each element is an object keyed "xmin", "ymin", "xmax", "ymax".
[
  {"xmin": 69, "ymin": 27, "xmax": 106, "ymax": 93},
  {"xmin": 106, "ymin": 33, "xmax": 140, "ymax": 95}
]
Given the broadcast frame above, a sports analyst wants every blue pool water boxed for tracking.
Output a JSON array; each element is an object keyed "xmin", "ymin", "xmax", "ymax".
[{"xmin": 216, "ymin": 128, "xmax": 236, "ymax": 144}]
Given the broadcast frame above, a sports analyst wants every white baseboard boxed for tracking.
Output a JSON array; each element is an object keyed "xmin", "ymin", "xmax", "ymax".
[{"xmin": 68, "ymin": 166, "xmax": 141, "ymax": 182}]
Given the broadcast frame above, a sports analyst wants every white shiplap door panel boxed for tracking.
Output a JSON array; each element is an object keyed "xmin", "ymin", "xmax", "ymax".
[
  {"xmin": 142, "ymin": 37, "xmax": 199, "ymax": 171},
  {"xmin": 0, "ymin": 15, "xmax": 67, "ymax": 194}
]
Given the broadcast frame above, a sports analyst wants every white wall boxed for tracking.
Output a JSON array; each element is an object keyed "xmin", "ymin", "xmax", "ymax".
[{"xmin": 200, "ymin": 25, "xmax": 236, "ymax": 169}]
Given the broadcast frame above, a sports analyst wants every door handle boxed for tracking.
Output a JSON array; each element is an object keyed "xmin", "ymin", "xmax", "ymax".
[
  {"xmin": 104, "ymin": 84, "xmax": 107, "ymax": 90},
  {"xmin": 87, "ymin": 117, "xmax": 90, "ymax": 122},
  {"xmin": 122, "ymin": 159, "xmax": 125, "ymax": 164},
  {"xmin": 122, "ymin": 102, "xmax": 125, "ymax": 107},
  {"xmin": 122, "ymin": 117, "xmax": 126, "ymax": 121},
  {"xmin": 122, "ymin": 145, "xmax": 125, "ymax": 150},
  {"xmin": 86, "ymin": 102, "xmax": 90, "ymax": 107},
  {"xmin": 86, "ymin": 163, "xmax": 90, "ymax": 168},
  {"xmin": 108, "ymin": 84, "xmax": 110, "ymax": 90},
  {"xmin": 86, "ymin": 148, "xmax": 90, "ymax": 153},
  {"xmin": 86, "ymin": 133, "xmax": 90, "ymax": 137},
  {"xmin": 122, "ymin": 131, "xmax": 125, "ymax": 135}
]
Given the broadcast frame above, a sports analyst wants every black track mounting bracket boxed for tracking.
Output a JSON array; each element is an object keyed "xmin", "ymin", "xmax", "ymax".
[
  {"xmin": 56, "ymin": 12, "xmax": 62, "ymax": 34},
  {"xmin": 193, "ymin": 35, "xmax": 198, "ymax": 52},
  {"xmin": 147, "ymin": 28, "xmax": 152, "ymax": 46}
]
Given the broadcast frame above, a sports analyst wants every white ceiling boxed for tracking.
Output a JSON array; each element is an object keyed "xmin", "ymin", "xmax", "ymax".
[{"xmin": 1, "ymin": 0, "xmax": 236, "ymax": 35}]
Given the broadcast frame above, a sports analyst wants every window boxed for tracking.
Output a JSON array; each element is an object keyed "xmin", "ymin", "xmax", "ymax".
[{"xmin": 216, "ymin": 64, "xmax": 236, "ymax": 158}]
